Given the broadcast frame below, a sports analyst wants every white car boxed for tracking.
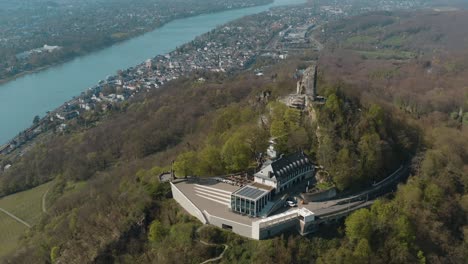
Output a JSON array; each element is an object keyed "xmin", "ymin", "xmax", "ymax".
[{"xmin": 286, "ymin": 200, "xmax": 297, "ymax": 207}]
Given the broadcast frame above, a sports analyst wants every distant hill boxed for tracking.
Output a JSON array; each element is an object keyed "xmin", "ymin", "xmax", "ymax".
[
  {"xmin": 318, "ymin": 10, "xmax": 468, "ymax": 115},
  {"xmin": 313, "ymin": 9, "xmax": 467, "ymax": 264}
]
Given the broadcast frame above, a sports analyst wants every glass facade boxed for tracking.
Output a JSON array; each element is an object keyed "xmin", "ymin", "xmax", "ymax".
[{"xmin": 231, "ymin": 190, "xmax": 271, "ymax": 217}]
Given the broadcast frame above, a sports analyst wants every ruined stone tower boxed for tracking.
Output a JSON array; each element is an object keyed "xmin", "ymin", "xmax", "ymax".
[{"xmin": 296, "ymin": 64, "xmax": 317, "ymax": 99}]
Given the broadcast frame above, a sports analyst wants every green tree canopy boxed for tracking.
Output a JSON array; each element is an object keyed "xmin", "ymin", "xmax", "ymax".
[
  {"xmin": 367, "ymin": 104, "xmax": 385, "ymax": 133},
  {"xmin": 197, "ymin": 145, "xmax": 225, "ymax": 176},
  {"xmin": 222, "ymin": 132, "xmax": 251, "ymax": 172},
  {"xmin": 358, "ymin": 133, "xmax": 383, "ymax": 183},
  {"xmin": 173, "ymin": 151, "xmax": 198, "ymax": 177},
  {"xmin": 345, "ymin": 208, "xmax": 374, "ymax": 241},
  {"xmin": 50, "ymin": 246, "xmax": 60, "ymax": 263},
  {"xmin": 148, "ymin": 220, "xmax": 167, "ymax": 243},
  {"xmin": 353, "ymin": 238, "xmax": 372, "ymax": 263},
  {"xmin": 332, "ymin": 147, "xmax": 356, "ymax": 190},
  {"xmin": 323, "ymin": 93, "xmax": 344, "ymax": 126}
]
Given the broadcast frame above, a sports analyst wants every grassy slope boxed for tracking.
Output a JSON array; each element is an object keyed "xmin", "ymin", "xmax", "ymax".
[
  {"xmin": 0, "ymin": 181, "xmax": 52, "ymax": 257},
  {"xmin": 0, "ymin": 214, "xmax": 27, "ymax": 257}
]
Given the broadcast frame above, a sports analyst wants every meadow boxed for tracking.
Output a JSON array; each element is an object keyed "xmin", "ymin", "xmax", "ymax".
[{"xmin": 0, "ymin": 181, "xmax": 52, "ymax": 257}]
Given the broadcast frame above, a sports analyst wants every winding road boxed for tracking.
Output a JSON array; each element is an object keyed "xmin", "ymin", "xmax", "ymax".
[{"xmin": 306, "ymin": 165, "xmax": 410, "ymax": 222}]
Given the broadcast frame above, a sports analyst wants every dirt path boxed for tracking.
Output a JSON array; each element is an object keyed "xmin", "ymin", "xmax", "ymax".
[
  {"xmin": 200, "ymin": 242, "xmax": 228, "ymax": 264},
  {"xmin": 0, "ymin": 208, "xmax": 31, "ymax": 228},
  {"xmin": 197, "ymin": 226, "xmax": 229, "ymax": 264},
  {"xmin": 42, "ymin": 188, "xmax": 50, "ymax": 213}
]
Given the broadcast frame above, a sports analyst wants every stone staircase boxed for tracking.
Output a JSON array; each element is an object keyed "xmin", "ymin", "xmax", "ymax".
[{"xmin": 193, "ymin": 184, "xmax": 231, "ymax": 207}]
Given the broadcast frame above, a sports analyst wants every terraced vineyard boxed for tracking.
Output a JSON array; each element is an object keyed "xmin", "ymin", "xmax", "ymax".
[{"xmin": 0, "ymin": 181, "xmax": 52, "ymax": 257}]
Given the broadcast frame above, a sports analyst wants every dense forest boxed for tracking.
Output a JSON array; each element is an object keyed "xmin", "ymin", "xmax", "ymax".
[
  {"xmin": 0, "ymin": 9, "xmax": 467, "ymax": 264},
  {"xmin": 315, "ymin": 10, "xmax": 468, "ymax": 263},
  {"xmin": 318, "ymin": 10, "xmax": 468, "ymax": 118}
]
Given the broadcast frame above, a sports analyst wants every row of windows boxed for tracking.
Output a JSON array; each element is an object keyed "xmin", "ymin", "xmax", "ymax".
[
  {"xmin": 278, "ymin": 165, "xmax": 312, "ymax": 186},
  {"xmin": 231, "ymin": 197, "xmax": 255, "ymax": 216},
  {"xmin": 230, "ymin": 193, "xmax": 271, "ymax": 217},
  {"xmin": 278, "ymin": 175, "xmax": 306, "ymax": 193}
]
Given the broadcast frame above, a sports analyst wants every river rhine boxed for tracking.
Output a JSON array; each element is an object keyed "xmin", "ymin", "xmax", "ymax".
[{"xmin": 0, "ymin": 0, "xmax": 304, "ymax": 144}]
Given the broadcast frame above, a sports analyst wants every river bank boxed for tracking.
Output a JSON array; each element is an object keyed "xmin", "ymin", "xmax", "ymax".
[
  {"xmin": 0, "ymin": 0, "xmax": 274, "ymax": 87},
  {"xmin": 0, "ymin": 0, "xmax": 307, "ymax": 145}
]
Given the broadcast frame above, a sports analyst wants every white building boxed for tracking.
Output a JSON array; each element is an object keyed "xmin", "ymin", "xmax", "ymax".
[
  {"xmin": 254, "ymin": 152, "xmax": 315, "ymax": 193},
  {"xmin": 171, "ymin": 152, "xmax": 318, "ymax": 240}
]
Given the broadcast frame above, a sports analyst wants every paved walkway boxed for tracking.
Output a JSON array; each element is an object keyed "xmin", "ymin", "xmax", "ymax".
[{"xmin": 0, "ymin": 208, "xmax": 31, "ymax": 228}]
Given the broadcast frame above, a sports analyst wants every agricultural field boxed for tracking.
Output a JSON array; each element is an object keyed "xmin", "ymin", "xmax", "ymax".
[
  {"xmin": 0, "ymin": 181, "xmax": 53, "ymax": 257},
  {"xmin": 345, "ymin": 35, "xmax": 377, "ymax": 46},
  {"xmin": 356, "ymin": 49, "xmax": 416, "ymax": 60}
]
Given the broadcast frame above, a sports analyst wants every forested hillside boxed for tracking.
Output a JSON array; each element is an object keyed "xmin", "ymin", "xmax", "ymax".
[
  {"xmin": 1, "ymin": 69, "xmax": 274, "ymax": 262},
  {"xmin": 0, "ymin": 53, "xmax": 415, "ymax": 262},
  {"xmin": 315, "ymin": 10, "xmax": 468, "ymax": 263},
  {"xmin": 319, "ymin": 10, "xmax": 468, "ymax": 117}
]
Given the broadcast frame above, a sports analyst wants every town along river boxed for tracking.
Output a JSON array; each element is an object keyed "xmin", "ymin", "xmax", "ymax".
[{"xmin": 0, "ymin": 0, "xmax": 305, "ymax": 144}]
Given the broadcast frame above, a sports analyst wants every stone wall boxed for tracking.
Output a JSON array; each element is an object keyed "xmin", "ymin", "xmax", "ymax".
[
  {"xmin": 204, "ymin": 211, "xmax": 253, "ymax": 239},
  {"xmin": 171, "ymin": 182, "xmax": 207, "ymax": 224},
  {"xmin": 301, "ymin": 187, "xmax": 337, "ymax": 202},
  {"xmin": 258, "ymin": 218, "xmax": 298, "ymax": 240}
]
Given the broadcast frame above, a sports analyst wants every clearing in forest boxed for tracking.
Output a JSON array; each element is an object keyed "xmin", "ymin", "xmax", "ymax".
[{"xmin": 0, "ymin": 181, "xmax": 53, "ymax": 257}]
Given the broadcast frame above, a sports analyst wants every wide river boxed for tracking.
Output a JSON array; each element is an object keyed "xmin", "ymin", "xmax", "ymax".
[{"xmin": 0, "ymin": 0, "xmax": 305, "ymax": 144}]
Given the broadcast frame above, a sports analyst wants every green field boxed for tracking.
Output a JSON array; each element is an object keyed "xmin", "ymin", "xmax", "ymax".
[
  {"xmin": 0, "ymin": 181, "xmax": 53, "ymax": 257},
  {"xmin": 345, "ymin": 35, "xmax": 378, "ymax": 46},
  {"xmin": 0, "ymin": 213, "xmax": 28, "ymax": 257},
  {"xmin": 357, "ymin": 49, "xmax": 416, "ymax": 60},
  {"xmin": 383, "ymin": 35, "xmax": 407, "ymax": 47}
]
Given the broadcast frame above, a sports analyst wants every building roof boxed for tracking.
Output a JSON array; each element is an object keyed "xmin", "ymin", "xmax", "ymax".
[
  {"xmin": 233, "ymin": 185, "xmax": 269, "ymax": 201},
  {"xmin": 172, "ymin": 179, "xmax": 255, "ymax": 225},
  {"xmin": 255, "ymin": 152, "xmax": 312, "ymax": 183},
  {"xmin": 250, "ymin": 182, "xmax": 274, "ymax": 191}
]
